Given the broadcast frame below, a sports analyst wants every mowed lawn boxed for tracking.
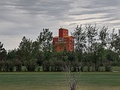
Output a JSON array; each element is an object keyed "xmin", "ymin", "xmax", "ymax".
[{"xmin": 0, "ymin": 72, "xmax": 120, "ymax": 90}]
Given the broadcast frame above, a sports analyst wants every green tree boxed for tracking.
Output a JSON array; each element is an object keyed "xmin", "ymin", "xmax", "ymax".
[
  {"xmin": 92, "ymin": 43, "xmax": 106, "ymax": 71},
  {"xmin": 72, "ymin": 25, "xmax": 86, "ymax": 71},
  {"xmin": 72, "ymin": 25, "xmax": 86, "ymax": 52},
  {"xmin": 86, "ymin": 24, "xmax": 98, "ymax": 53},
  {"xmin": 110, "ymin": 29, "xmax": 120, "ymax": 66},
  {"xmin": 14, "ymin": 59, "xmax": 22, "ymax": 71},
  {"xmin": 98, "ymin": 27, "xmax": 110, "ymax": 71},
  {"xmin": 86, "ymin": 24, "xmax": 98, "ymax": 71},
  {"xmin": 112, "ymin": 30, "xmax": 120, "ymax": 54},
  {"xmin": 99, "ymin": 26, "xmax": 109, "ymax": 48},
  {"xmin": 7, "ymin": 49, "xmax": 22, "ymax": 71},
  {"xmin": 0, "ymin": 60, "xmax": 5, "ymax": 71},
  {"xmin": 0, "ymin": 42, "xmax": 7, "ymax": 61},
  {"xmin": 18, "ymin": 36, "xmax": 32, "ymax": 62},
  {"xmin": 7, "ymin": 49, "xmax": 17, "ymax": 60},
  {"xmin": 36, "ymin": 29, "xmax": 53, "ymax": 71},
  {"xmin": 37, "ymin": 28, "xmax": 53, "ymax": 52},
  {"xmin": 0, "ymin": 42, "xmax": 7, "ymax": 71},
  {"xmin": 18, "ymin": 36, "xmax": 37, "ymax": 71}
]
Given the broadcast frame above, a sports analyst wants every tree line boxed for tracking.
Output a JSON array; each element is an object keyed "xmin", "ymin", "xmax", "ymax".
[{"xmin": 0, "ymin": 25, "xmax": 120, "ymax": 72}]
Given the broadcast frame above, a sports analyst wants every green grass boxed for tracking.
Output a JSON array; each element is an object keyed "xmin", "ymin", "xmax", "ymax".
[{"xmin": 0, "ymin": 72, "xmax": 120, "ymax": 90}]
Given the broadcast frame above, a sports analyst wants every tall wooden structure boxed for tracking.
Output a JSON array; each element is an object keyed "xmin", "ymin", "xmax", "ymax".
[{"xmin": 53, "ymin": 28, "xmax": 74, "ymax": 52}]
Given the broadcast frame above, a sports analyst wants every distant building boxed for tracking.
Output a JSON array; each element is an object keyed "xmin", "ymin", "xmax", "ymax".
[{"xmin": 53, "ymin": 28, "xmax": 74, "ymax": 52}]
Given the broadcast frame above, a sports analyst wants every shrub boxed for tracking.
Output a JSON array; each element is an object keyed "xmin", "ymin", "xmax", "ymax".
[{"xmin": 24, "ymin": 59, "xmax": 37, "ymax": 71}]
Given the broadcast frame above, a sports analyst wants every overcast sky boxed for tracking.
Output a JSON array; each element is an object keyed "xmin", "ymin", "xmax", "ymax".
[{"xmin": 0, "ymin": 0, "xmax": 120, "ymax": 50}]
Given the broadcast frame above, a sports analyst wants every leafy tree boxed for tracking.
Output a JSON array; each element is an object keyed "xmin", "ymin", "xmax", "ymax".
[
  {"xmin": 110, "ymin": 29, "xmax": 120, "ymax": 66},
  {"xmin": 72, "ymin": 25, "xmax": 86, "ymax": 71},
  {"xmin": 67, "ymin": 52, "xmax": 75, "ymax": 62},
  {"xmin": 91, "ymin": 42, "xmax": 108, "ymax": 71},
  {"xmin": 36, "ymin": 52, "xmax": 44, "ymax": 66},
  {"xmin": 99, "ymin": 26, "xmax": 109, "ymax": 48},
  {"xmin": 24, "ymin": 59, "xmax": 37, "ymax": 71},
  {"xmin": 0, "ymin": 60, "xmax": 5, "ymax": 71},
  {"xmin": 42, "ymin": 60, "xmax": 50, "ymax": 71},
  {"xmin": 86, "ymin": 24, "xmax": 98, "ymax": 53},
  {"xmin": 18, "ymin": 36, "xmax": 38, "ymax": 71},
  {"xmin": 98, "ymin": 27, "xmax": 110, "ymax": 71},
  {"xmin": 37, "ymin": 28, "xmax": 53, "ymax": 52},
  {"xmin": 14, "ymin": 59, "xmax": 22, "ymax": 71},
  {"xmin": 110, "ymin": 29, "xmax": 117, "ymax": 49},
  {"xmin": 3, "ymin": 60, "xmax": 14, "ymax": 72},
  {"xmin": 85, "ymin": 24, "xmax": 98, "ymax": 71},
  {"xmin": 0, "ymin": 42, "xmax": 7, "ymax": 61},
  {"xmin": 18, "ymin": 36, "xmax": 32, "ymax": 62},
  {"xmin": 32, "ymin": 41, "xmax": 40, "ymax": 59},
  {"xmin": 7, "ymin": 49, "xmax": 17, "ymax": 60},
  {"xmin": 36, "ymin": 29, "xmax": 53, "ymax": 70},
  {"xmin": 112, "ymin": 30, "xmax": 120, "ymax": 54},
  {"xmin": 53, "ymin": 60, "xmax": 64, "ymax": 71},
  {"xmin": 72, "ymin": 25, "xmax": 86, "ymax": 52}
]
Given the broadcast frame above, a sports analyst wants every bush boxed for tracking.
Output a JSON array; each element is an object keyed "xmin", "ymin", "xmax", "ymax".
[
  {"xmin": 105, "ymin": 65, "xmax": 112, "ymax": 72},
  {"xmin": 42, "ymin": 60, "xmax": 50, "ymax": 71},
  {"xmin": 4, "ymin": 60, "xmax": 14, "ymax": 72},
  {"xmin": 24, "ymin": 59, "xmax": 37, "ymax": 71},
  {"xmin": 14, "ymin": 60, "xmax": 22, "ymax": 71},
  {"xmin": 0, "ymin": 61, "xmax": 5, "ymax": 71}
]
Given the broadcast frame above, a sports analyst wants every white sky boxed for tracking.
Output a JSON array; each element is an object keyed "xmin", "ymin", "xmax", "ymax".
[{"xmin": 0, "ymin": 0, "xmax": 120, "ymax": 50}]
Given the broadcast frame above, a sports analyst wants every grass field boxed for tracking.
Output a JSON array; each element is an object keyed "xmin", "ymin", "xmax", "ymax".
[{"xmin": 0, "ymin": 72, "xmax": 120, "ymax": 90}]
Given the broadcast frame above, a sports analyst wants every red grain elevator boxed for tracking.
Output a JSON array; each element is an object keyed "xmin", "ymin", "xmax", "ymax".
[{"xmin": 53, "ymin": 28, "xmax": 74, "ymax": 52}]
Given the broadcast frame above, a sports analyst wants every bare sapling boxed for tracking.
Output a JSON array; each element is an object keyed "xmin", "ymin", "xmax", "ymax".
[{"xmin": 63, "ymin": 61, "xmax": 81, "ymax": 90}]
